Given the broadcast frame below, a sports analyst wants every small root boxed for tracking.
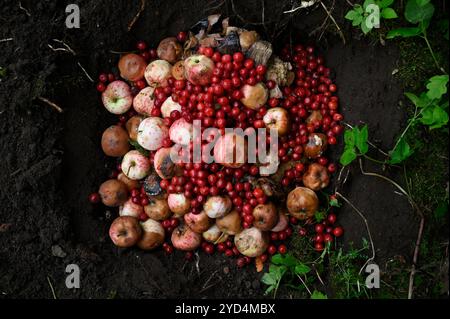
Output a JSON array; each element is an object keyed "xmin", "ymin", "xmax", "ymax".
[
  {"xmin": 128, "ymin": 0, "xmax": 146, "ymax": 32},
  {"xmin": 0, "ymin": 38, "xmax": 13, "ymax": 43},
  {"xmin": 37, "ymin": 97, "xmax": 63, "ymax": 113},
  {"xmin": 319, "ymin": 1, "xmax": 346, "ymax": 45},
  {"xmin": 19, "ymin": 1, "xmax": 31, "ymax": 16},
  {"xmin": 46, "ymin": 276, "xmax": 57, "ymax": 299}
]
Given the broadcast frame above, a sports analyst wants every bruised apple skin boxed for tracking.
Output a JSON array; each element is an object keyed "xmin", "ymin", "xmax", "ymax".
[
  {"xmin": 240, "ymin": 83, "xmax": 268, "ymax": 110},
  {"xmin": 252, "ymin": 202, "xmax": 279, "ymax": 231},
  {"xmin": 144, "ymin": 196, "xmax": 171, "ymax": 220},
  {"xmin": 137, "ymin": 117, "xmax": 169, "ymax": 151},
  {"xmin": 133, "ymin": 87, "xmax": 156, "ymax": 116},
  {"xmin": 184, "ymin": 55, "xmax": 214, "ymax": 86},
  {"xmin": 125, "ymin": 116, "xmax": 144, "ymax": 141},
  {"xmin": 304, "ymin": 133, "xmax": 328, "ymax": 159},
  {"xmin": 167, "ymin": 193, "xmax": 191, "ymax": 216},
  {"xmin": 203, "ymin": 195, "xmax": 232, "ymax": 218},
  {"xmin": 184, "ymin": 211, "xmax": 212, "ymax": 234},
  {"xmin": 117, "ymin": 173, "xmax": 141, "ymax": 191},
  {"xmin": 144, "ymin": 60, "xmax": 172, "ymax": 87},
  {"xmin": 119, "ymin": 198, "xmax": 144, "ymax": 218},
  {"xmin": 101, "ymin": 81, "xmax": 133, "ymax": 114},
  {"xmin": 172, "ymin": 61, "xmax": 185, "ymax": 80},
  {"xmin": 286, "ymin": 187, "xmax": 319, "ymax": 220},
  {"xmin": 157, "ymin": 37, "xmax": 182, "ymax": 64},
  {"xmin": 153, "ymin": 147, "xmax": 175, "ymax": 179},
  {"xmin": 99, "ymin": 179, "xmax": 128, "ymax": 207},
  {"xmin": 216, "ymin": 209, "xmax": 242, "ymax": 235},
  {"xmin": 171, "ymin": 224, "xmax": 202, "ymax": 251},
  {"xmin": 302, "ymin": 163, "xmax": 330, "ymax": 191},
  {"xmin": 202, "ymin": 224, "xmax": 229, "ymax": 243},
  {"xmin": 161, "ymin": 96, "xmax": 182, "ymax": 118},
  {"xmin": 169, "ymin": 118, "xmax": 193, "ymax": 146},
  {"xmin": 101, "ymin": 125, "xmax": 130, "ymax": 157},
  {"xmin": 121, "ymin": 150, "xmax": 151, "ymax": 180},
  {"xmin": 213, "ymin": 133, "xmax": 247, "ymax": 168},
  {"xmin": 263, "ymin": 107, "xmax": 290, "ymax": 136},
  {"xmin": 137, "ymin": 219, "xmax": 165, "ymax": 250},
  {"xmin": 118, "ymin": 53, "xmax": 146, "ymax": 81},
  {"xmin": 109, "ymin": 216, "xmax": 142, "ymax": 248},
  {"xmin": 234, "ymin": 227, "xmax": 269, "ymax": 257},
  {"xmin": 271, "ymin": 210, "xmax": 289, "ymax": 232}
]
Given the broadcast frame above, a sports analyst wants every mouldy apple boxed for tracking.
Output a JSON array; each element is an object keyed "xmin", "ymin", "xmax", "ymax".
[
  {"xmin": 304, "ymin": 133, "xmax": 327, "ymax": 159},
  {"xmin": 117, "ymin": 172, "xmax": 141, "ymax": 191},
  {"xmin": 171, "ymin": 60, "xmax": 185, "ymax": 80},
  {"xmin": 119, "ymin": 198, "xmax": 144, "ymax": 218},
  {"xmin": 202, "ymin": 224, "xmax": 229, "ymax": 243},
  {"xmin": 161, "ymin": 96, "xmax": 182, "ymax": 118},
  {"xmin": 133, "ymin": 87, "xmax": 156, "ymax": 116},
  {"xmin": 98, "ymin": 179, "xmax": 128, "ymax": 207},
  {"xmin": 118, "ymin": 53, "xmax": 147, "ymax": 81},
  {"xmin": 171, "ymin": 224, "xmax": 202, "ymax": 251},
  {"xmin": 234, "ymin": 227, "xmax": 269, "ymax": 257},
  {"xmin": 169, "ymin": 118, "xmax": 193, "ymax": 146},
  {"xmin": 153, "ymin": 147, "xmax": 175, "ymax": 179},
  {"xmin": 286, "ymin": 187, "xmax": 319, "ymax": 220},
  {"xmin": 271, "ymin": 210, "xmax": 289, "ymax": 232},
  {"xmin": 101, "ymin": 80, "xmax": 133, "ymax": 114},
  {"xmin": 203, "ymin": 195, "xmax": 232, "ymax": 218},
  {"xmin": 101, "ymin": 125, "xmax": 130, "ymax": 157},
  {"xmin": 216, "ymin": 209, "xmax": 242, "ymax": 235},
  {"xmin": 137, "ymin": 117, "xmax": 169, "ymax": 151},
  {"xmin": 144, "ymin": 60, "xmax": 172, "ymax": 87},
  {"xmin": 144, "ymin": 196, "xmax": 172, "ymax": 220},
  {"xmin": 167, "ymin": 193, "xmax": 191, "ymax": 216},
  {"xmin": 184, "ymin": 211, "xmax": 212, "ymax": 234},
  {"xmin": 109, "ymin": 216, "xmax": 142, "ymax": 248},
  {"xmin": 213, "ymin": 133, "xmax": 247, "ymax": 168},
  {"xmin": 184, "ymin": 54, "xmax": 214, "ymax": 86},
  {"xmin": 137, "ymin": 218, "xmax": 165, "ymax": 250},
  {"xmin": 302, "ymin": 163, "xmax": 330, "ymax": 191},
  {"xmin": 121, "ymin": 150, "xmax": 151, "ymax": 180},
  {"xmin": 157, "ymin": 37, "xmax": 182, "ymax": 64},
  {"xmin": 252, "ymin": 202, "xmax": 279, "ymax": 231},
  {"xmin": 240, "ymin": 83, "xmax": 268, "ymax": 110},
  {"xmin": 263, "ymin": 107, "xmax": 290, "ymax": 136},
  {"xmin": 125, "ymin": 116, "xmax": 144, "ymax": 141}
]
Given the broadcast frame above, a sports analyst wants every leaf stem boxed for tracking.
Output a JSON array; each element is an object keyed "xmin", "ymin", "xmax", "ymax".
[
  {"xmin": 421, "ymin": 33, "xmax": 447, "ymax": 74},
  {"xmin": 363, "ymin": 154, "xmax": 386, "ymax": 164}
]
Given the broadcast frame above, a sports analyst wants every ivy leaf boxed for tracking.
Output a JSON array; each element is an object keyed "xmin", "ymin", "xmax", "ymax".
[
  {"xmin": 294, "ymin": 263, "xmax": 311, "ymax": 275},
  {"xmin": 420, "ymin": 105, "xmax": 449, "ymax": 129},
  {"xmin": 361, "ymin": 18, "xmax": 373, "ymax": 34},
  {"xmin": 415, "ymin": 0, "xmax": 430, "ymax": 6},
  {"xmin": 354, "ymin": 4, "xmax": 364, "ymax": 14},
  {"xmin": 311, "ymin": 290, "xmax": 328, "ymax": 299},
  {"xmin": 405, "ymin": 0, "xmax": 434, "ymax": 24},
  {"xmin": 355, "ymin": 125, "xmax": 369, "ymax": 154},
  {"xmin": 389, "ymin": 137, "xmax": 413, "ymax": 164},
  {"xmin": 340, "ymin": 148, "xmax": 357, "ymax": 166},
  {"xmin": 271, "ymin": 254, "xmax": 299, "ymax": 269},
  {"xmin": 381, "ymin": 8, "xmax": 398, "ymax": 19},
  {"xmin": 377, "ymin": 0, "xmax": 394, "ymax": 8},
  {"xmin": 261, "ymin": 272, "xmax": 277, "ymax": 286},
  {"xmin": 426, "ymin": 75, "xmax": 449, "ymax": 100},
  {"xmin": 405, "ymin": 92, "xmax": 432, "ymax": 108},
  {"xmin": 363, "ymin": 0, "xmax": 376, "ymax": 10},
  {"xmin": 344, "ymin": 129, "xmax": 356, "ymax": 146},
  {"xmin": 386, "ymin": 27, "xmax": 421, "ymax": 39},
  {"xmin": 345, "ymin": 9, "xmax": 364, "ymax": 26}
]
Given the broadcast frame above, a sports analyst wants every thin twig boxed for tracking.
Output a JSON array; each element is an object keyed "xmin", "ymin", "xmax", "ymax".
[
  {"xmin": 283, "ymin": 0, "xmax": 318, "ymax": 13},
  {"xmin": 128, "ymin": 0, "xmax": 146, "ymax": 32},
  {"xmin": 0, "ymin": 38, "xmax": 13, "ymax": 43},
  {"xmin": 19, "ymin": 1, "xmax": 31, "ymax": 16},
  {"xmin": 46, "ymin": 276, "xmax": 57, "ymax": 299},
  {"xmin": 37, "ymin": 97, "xmax": 63, "ymax": 113},
  {"xmin": 77, "ymin": 62, "xmax": 94, "ymax": 82},
  {"xmin": 195, "ymin": 251, "xmax": 200, "ymax": 275},
  {"xmin": 201, "ymin": 270, "xmax": 219, "ymax": 289},
  {"xmin": 335, "ymin": 191, "xmax": 376, "ymax": 275},
  {"xmin": 320, "ymin": 1, "xmax": 346, "ymax": 44},
  {"xmin": 296, "ymin": 274, "xmax": 312, "ymax": 295}
]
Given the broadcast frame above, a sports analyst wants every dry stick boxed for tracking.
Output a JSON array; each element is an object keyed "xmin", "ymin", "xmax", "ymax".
[
  {"xmin": 46, "ymin": 276, "xmax": 57, "ymax": 299},
  {"xmin": 283, "ymin": 0, "xmax": 319, "ymax": 14},
  {"xmin": 0, "ymin": 38, "xmax": 13, "ymax": 43},
  {"xmin": 37, "ymin": 97, "xmax": 63, "ymax": 113},
  {"xmin": 319, "ymin": 1, "xmax": 346, "ymax": 45},
  {"xmin": 296, "ymin": 275, "xmax": 312, "ymax": 295},
  {"xmin": 128, "ymin": 0, "xmax": 146, "ymax": 32},
  {"xmin": 359, "ymin": 159, "xmax": 424, "ymax": 299},
  {"xmin": 335, "ymin": 191, "xmax": 376, "ymax": 275},
  {"xmin": 19, "ymin": 1, "xmax": 31, "ymax": 16}
]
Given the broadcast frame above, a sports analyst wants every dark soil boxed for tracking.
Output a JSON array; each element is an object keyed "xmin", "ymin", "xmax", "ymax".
[{"xmin": 0, "ymin": 0, "xmax": 424, "ymax": 298}]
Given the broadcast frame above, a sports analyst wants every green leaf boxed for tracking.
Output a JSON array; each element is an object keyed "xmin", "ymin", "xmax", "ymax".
[
  {"xmin": 294, "ymin": 263, "xmax": 311, "ymax": 275},
  {"xmin": 345, "ymin": 9, "xmax": 360, "ymax": 21},
  {"xmin": 355, "ymin": 125, "xmax": 369, "ymax": 154},
  {"xmin": 271, "ymin": 254, "xmax": 299, "ymax": 268},
  {"xmin": 389, "ymin": 138, "xmax": 413, "ymax": 164},
  {"xmin": 311, "ymin": 290, "xmax": 328, "ymax": 299},
  {"xmin": 315, "ymin": 211, "xmax": 326, "ymax": 223},
  {"xmin": 426, "ymin": 75, "xmax": 449, "ymax": 100},
  {"xmin": 330, "ymin": 198, "xmax": 341, "ymax": 207},
  {"xmin": 405, "ymin": 92, "xmax": 433, "ymax": 108},
  {"xmin": 420, "ymin": 105, "xmax": 449, "ymax": 129},
  {"xmin": 355, "ymin": 4, "xmax": 364, "ymax": 14},
  {"xmin": 361, "ymin": 17, "xmax": 373, "ymax": 34},
  {"xmin": 344, "ymin": 129, "xmax": 356, "ymax": 147},
  {"xmin": 129, "ymin": 139, "xmax": 150, "ymax": 157},
  {"xmin": 405, "ymin": 0, "xmax": 434, "ymax": 24},
  {"xmin": 352, "ymin": 15, "xmax": 364, "ymax": 26},
  {"xmin": 381, "ymin": 8, "xmax": 398, "ymax": 19},
  {"xmin": 377, "ymin": 0, "xmax": 394, "ymax": 8},
  {"xmin": 434, "ymin": 201, "xmax": 449, "ymax": 219},
  {"xmin": 261, "ymin": 272, "xmax": 277, "ymax": 286},
  {"xmin": 340, "ymin": 148, "xmax": 357, "ymax": 166},
  {"xmin": 404, "ymin": 92, "xmax": 421, "ymax": 106},
  {"xmin": 386, "ymin": 27, "xmax": 421, "ymax": 39},
  {"xmin": 437, "ymin": 19, "xmax": 449, "ymax": 40},
  {"xmin": 363, "ymin": 0, "xmax": 376, "ymax": 10},
  {"xmin": 415, "ymin": 0, "xmax": 430, "ymax": 6}
]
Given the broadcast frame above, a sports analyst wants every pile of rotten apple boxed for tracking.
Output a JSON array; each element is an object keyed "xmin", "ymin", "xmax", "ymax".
[{"xmin": 90, "ymin": 18, "xmax": 344, "ymax": 267}]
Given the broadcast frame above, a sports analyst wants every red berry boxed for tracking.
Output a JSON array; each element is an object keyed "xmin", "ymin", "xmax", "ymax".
[
  {"xmin": 324, "ymin": 234, "xmax": 334, "ymax": 243},
  {"xmin": 267, "ymin": 245, "xmax": 277, "ymax": 255},
  {"xmin": 136, "ymin": 41, "xmax": 147, "ymax": 51},
  {"xmin": 88, "ymin": 192, "xmax": 100, "ymax": 204},
  {"xmin": 315, "ymin": 224, "xmax": 325, "ymax": 233},
  {"xmin": 327, "ymin": 213, "xmax": 337, "ymax": 225},
  {"xmin": 332, "ymin": 226, "xmax": 344, "ymax": 237},
  {"xmin": 278, "ymin": 244, "xmax": 287, "ymax": 254},
  {"xmin": 96, "ymin": 83, "xmax": 106, "ymax": 92},
  {"xmin": 314, "ymin": 242, "xmax": 324, "ymax": 252},
  {"xmin": 98, "ymin": 73, "xmax": 108, "ymax": 83},
  {"xmin": 176, "ymin": 31, "xmax": 188, "ymax": 43},
  {"xmin": 185, "ymin": 251, "xmax": 194, "ymax": 261},
  {"xmin": 236, "ymin": 257, "xmax": 246, "ymax": 268}
]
